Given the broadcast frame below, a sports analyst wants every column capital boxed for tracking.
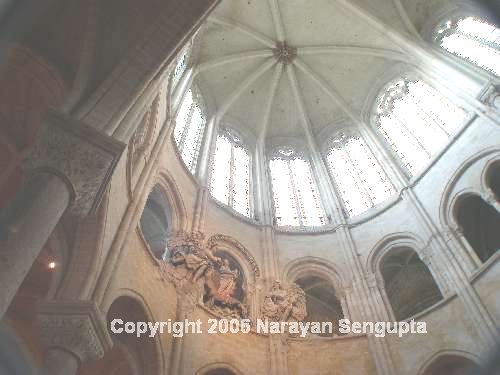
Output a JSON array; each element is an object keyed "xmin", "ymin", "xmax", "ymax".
[
  {"xmin": 364, "ymin": 272, "xmax": 381, "ymax": 289},
  {"xmin": 419, "ymin": 245, "xmax": 434, "ymax": 265},
  {"xmin": 36, "ymin": 300, "xmax": 113, "ymax": 363},
  {"xmin": 26, "ymin": 109, "xmax": 126, "ymax": 216},
  {"xmin": 481, "ymin": 84, "xmax": 500, "ymax": 110}
]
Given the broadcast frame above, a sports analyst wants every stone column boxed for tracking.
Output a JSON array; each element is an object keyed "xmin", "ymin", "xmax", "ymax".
[
  {"xmin": 484, "ymin": 191, "xmax": 500, "ymax": 213},
  {"xmin": 365, "ymin": 272, "xmax": 394, "ymax": 322},
  {"xmin": 0, "ymin": 173, "xmax": 70, "ymax": 318},
  {"xmin": 37, "ymin": 301, "xmax": 113, "ymax": 375},
  {"xmin": 0, "ymin": 110, "xmax": 125, "ymax": 319},
  {"xmin": 196, "ymin": 117, "xmax": 218, "ymax": 184},
  {"xmin": 163, "ymin": 233, "xmax": 205, "ymax": 375},
  {"xmin": 419, "ymin": 243, "xmax": 453, "ymax": 298}
]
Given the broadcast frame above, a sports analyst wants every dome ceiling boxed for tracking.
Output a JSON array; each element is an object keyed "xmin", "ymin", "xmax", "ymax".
[{"xmin": 191, "ymin": 0, "xmax": 438, "ymax": 145}]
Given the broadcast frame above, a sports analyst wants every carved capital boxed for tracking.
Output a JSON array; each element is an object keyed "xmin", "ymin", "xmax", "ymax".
[
  {"xmin": 365, "ymin": 273, "xmax": 380, "ymax": 289},
  {"xmin": 482, "ymin": 84, "xmax": 500, "ymax": 109},
  {"xmin": 26, "ymin": 109, "xmax": 125, "ymax": 216},
  {"xmin": 36, "ymin": 301, "xmax": 113, "ymax": 362},
  {"xmin": 419, "ymin": 246, "xmax": 434, "ymax": 265}
]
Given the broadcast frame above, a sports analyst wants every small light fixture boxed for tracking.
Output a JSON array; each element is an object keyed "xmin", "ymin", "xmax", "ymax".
[{"xmin": 48, "ymin": 262, "xmax": 56, "ymax": 270}]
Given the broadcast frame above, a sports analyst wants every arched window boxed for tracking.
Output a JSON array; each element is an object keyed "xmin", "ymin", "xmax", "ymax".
[
  {"xmin": 269, "ymin": 147, "xmax": 326, "ymax": 227},
  {"xmin": 173, "ymin": 89, "xmax": 206, "ymax": 173},
  {"xmin": 435, "ymin": 16, "xmax": 500, "ymax": 75},
  {"xmin": 139, "ymin": 186, "xmax": 170, "ymax": 260},
  {"xmin": 325, "ymin": 132, "xmax": 395, "ymax": 217},
  {"xmin": 210, "ymin": 129, "xmax": 251, "ymax": 217},
  {"xmin": 455, "ymin": 195, "xmax": 500, "ymax": 263},
  {"xmin": 374, "ymin": 76, "xmax": 467, "ymax": 176},
  {"xmin": 295, "ymin": 276, "xmax": 345, "ymax": 336},
  {"xmin": 380, "ymin": 247, "xmax": 443, "ymax": 320},
  {"xmin": 172, "ymin": 48, "xmax": 189, "ymax": 87}
]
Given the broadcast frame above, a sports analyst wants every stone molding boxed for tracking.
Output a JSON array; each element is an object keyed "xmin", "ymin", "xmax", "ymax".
[
  {"xmin": 36, "ymin": 300, "xmax": 113, "ymax": 362},
  {"xmin": 26, "ymin": 109, "xmax": 126, "ymax": 216}
]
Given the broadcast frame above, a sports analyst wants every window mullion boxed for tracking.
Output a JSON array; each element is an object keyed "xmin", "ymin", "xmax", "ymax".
[
  {"xmin": 179, "ymin": 103, "xmax": 195, "ymax": 153},
  {"xmin": 287, "ymin": 159, "xmax": 303, "ymax": 226},
  {"xmin": 391, "ymin": 112, "xmax": 432, "ymax": 158},
  {"xmin": 410, "ymin": 92, "xmax": 451, "ymax": 137},
  {"xmin": 228, "ymin": 143, "xmax": 235, "ymax": 208},
  {"xmin": 341, "ymin": 144, "xmax": 374, "ymax": 207}
]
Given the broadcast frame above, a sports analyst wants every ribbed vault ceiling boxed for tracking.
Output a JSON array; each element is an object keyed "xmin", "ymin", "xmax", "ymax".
[{"xmin": 191, "ymin": 0, "xmax": 445, "ymax": 144}]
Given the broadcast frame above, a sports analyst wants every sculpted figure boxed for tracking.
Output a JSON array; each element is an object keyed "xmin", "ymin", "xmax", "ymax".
[
  {"xmin": 167, "ymin": 233, "xmax": 247, "ymax": 318},
  {"xmin": 262, "ymin": 281, "xmax": 307, "ymax": 322},
  {"xmin": 205, "ymin": 258, "xmax": 247, "ymax": 318},
  {"xmin": 171, "ymin": 244, "xmax": 220, "ymax": 282}
]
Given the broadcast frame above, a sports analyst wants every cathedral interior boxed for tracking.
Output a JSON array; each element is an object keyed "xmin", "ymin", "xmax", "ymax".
[{"xmin": 0, "ymin": 0, "xmax": 499, "ymax": 374}]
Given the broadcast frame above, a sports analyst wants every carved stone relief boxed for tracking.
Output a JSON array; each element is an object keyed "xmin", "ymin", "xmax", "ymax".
[
  {"xmin": 160, "ymin": 232, "xmax": 248, "ymax": 318},
  {"xmin": 261, "ymin": 280, "xmax": 307, "ymax": 322}
]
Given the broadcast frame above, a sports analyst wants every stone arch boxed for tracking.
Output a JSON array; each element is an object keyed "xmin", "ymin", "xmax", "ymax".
[
  {"xmin": 440, "ymin": 146, "xmax": 500, "ymax": 229},
  {"xmin": 453, "ymin": 193, "xmax": 500, "ymax": 264},
  {"xmin": 367, "ymin": 232, "xmax": 426, "ymax": 274},
  {"xmin": 138, "ymin": 170, "xmax": 188, "ymax": 260},
  {"xmin": 95, "ymin": 290, "xmax": 164, "ymax": 375},
  {"xmin": 283, "ymin": 256, "xmax": 345, "ymax": 290},
  {"xmin": 417, "ymin": 349, "xmax": 482, "ymax": 375},
  {"xmin": 195, "ymin": 362, "xmax": 244, "ymax": 375},
  {"xmin": 368, "ymin": 233, "xmax": 445, "ymax": 321},
  {"xmin": 440, "ymin": 149, "xmax": 500, "ymax": 270},
  {"xmin": 283, "ymin": 257, "xmax": 348, "ymax": 336},
  {"xmin": 155, "ymin": 169, "xmax": 188, "ymax": 235},
  {"xmin": 483, "ymin": 158, "xmax": 500, "ymax": 203},
  {"xmin": 382, "ymin": 250, "xmax": 443, "ymax": 320},
  {"xmin": 0, "ymin": 44, "xmax": 67, "ymax": 209}
]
